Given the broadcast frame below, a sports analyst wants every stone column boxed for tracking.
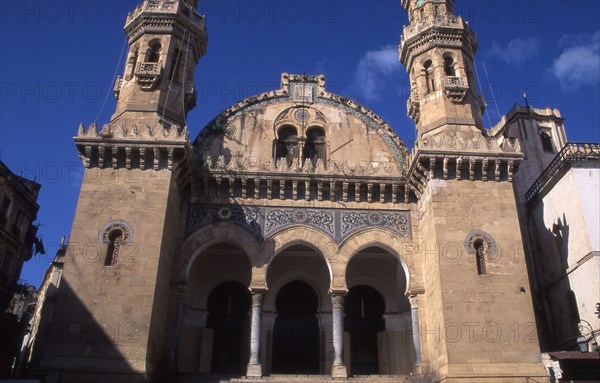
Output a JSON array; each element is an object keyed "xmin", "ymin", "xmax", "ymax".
[
  {"xmin": 247, "ymin": 290, "xmax": 265, "ymax": 377},
  {"xmin": 331, "ymin": 292, "xmax": 347, "ymax": 378},
  {"xmin": 409, "ymin": 294, "xmax": 422, "ymax": 366},
  {"xmin": 169, "ymin": 284, "xmax": 187, "ymax": 371}
]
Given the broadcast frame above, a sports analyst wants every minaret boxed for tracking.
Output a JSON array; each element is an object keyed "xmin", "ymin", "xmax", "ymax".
[
  {"xmin": 38, "ymin": 1, "xmax": 207, "ymax": 381},
  {"xmin": 400, "ymin": 0, "xmax": 486, "ymax": 137},
  {"xmin": 112, "ymin": 0, "xmax": 206, "ymax": 128},
  {"xmin": 399, "ymin": 1, "xmax": 547, "ymax": 381}
]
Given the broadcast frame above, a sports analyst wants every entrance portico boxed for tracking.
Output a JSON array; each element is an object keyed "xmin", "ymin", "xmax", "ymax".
[{"xmin": 176, "ymin": 225, "xmax": 417, "ymax": 379}]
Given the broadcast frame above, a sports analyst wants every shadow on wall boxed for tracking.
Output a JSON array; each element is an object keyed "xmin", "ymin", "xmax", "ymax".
[
  {"xmin": 528, "ymin": 202, "xmax": 582, "ymax": 352},
  {"xmin": 24, "ymin": 279, "xmax": 143, "ymax": 383}
]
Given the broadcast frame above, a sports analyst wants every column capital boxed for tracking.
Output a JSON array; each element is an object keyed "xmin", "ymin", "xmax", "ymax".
[
  {"xmin": 251, "ymin": 291, "xmax": 265, "ymax": 307},
  {"xmin": 330, "ymin": 290, "xmax": 347, "ymax": 309}
]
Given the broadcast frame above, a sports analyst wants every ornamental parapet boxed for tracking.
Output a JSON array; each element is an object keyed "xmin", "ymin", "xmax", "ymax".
[{"xmin": 74, "ymin": 122, "xmax": 190, "ymax": 171}]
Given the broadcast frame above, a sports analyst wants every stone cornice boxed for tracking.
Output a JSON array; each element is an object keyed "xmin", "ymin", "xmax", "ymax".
[
  {"xmin": 193, "ymin": 171, "xmax": 417, "ymax": 205},
  {"xmin": 407, "ymin": 148, "xmax": 523, "ymax": 198},
  {"xmin": 74, "ymin": 122, "xmax": 191, "ymax": 173},
  {"xmin": 400, "ymin": 15, "xmax": 478, "ymax": 69}
]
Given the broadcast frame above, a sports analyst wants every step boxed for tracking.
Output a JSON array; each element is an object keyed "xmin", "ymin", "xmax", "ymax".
[{"xmin": 178, "ymin": 374, "xmax": 410, "ymax": 383}]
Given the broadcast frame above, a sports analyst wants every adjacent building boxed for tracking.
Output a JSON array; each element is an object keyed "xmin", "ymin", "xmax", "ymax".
[{"xmin": 0, "ymin": 160, "xmax": 41, "ymax": 377}]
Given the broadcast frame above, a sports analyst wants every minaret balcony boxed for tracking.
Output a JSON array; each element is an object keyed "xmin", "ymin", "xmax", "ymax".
[
  {"xmin": 401, "ymin": 14, "xmax": 460, "ymax": 44},
  {"xmin": 443, "ymin": 76, "xmax": 468, "ymax": 103},
  {"xmin": 135, "ymin": 62, "xmax": 162, "ymax": 90},
  {"xmin": 407, "ymin": 91, "xmax": 420, "ymax": 123}
]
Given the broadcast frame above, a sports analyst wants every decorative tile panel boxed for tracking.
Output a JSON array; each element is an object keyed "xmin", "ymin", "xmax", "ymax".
[
  {"xmin": 186, "ymin": 204, "xmax": 262, "ymax": 240},
  {"xmin": 186, "ymin": 205, "xmax": 411, "ymax": 243}
]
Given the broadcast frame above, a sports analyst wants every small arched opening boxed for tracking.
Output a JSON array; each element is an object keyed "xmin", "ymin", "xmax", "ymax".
[
  {"xmin": 147, "ymin": 41, "xmax": 161, "ymax": 63},
  {"xmin": 444, "ymin": 55, "xmax": 456, "ymax": 76},
  {"xmin": 423, "ymin": 60, "xmax": 434, "ymax": 93},
  {"xmin": 274, "ymin": 125, "xmax": 299, "ymax": 166},
  {"xmin": 541, "ymin": 132, "xmax": 554, "ymax": 153},
  {"xmin": 303, "ymin": 126, "xmax": 326, "ymax": 166},
  {"xmin": 104, "ymin": 229, "xmax": 124, "ymax": 266},
  {"xmin": 474, "ymin": 239, "xmax": 487, "ymax": 275}
]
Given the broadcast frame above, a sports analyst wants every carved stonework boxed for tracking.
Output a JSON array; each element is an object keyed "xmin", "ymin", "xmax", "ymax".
[
  {"xmin": 98, "ymin": 220, "xmax": 133, "ymax": 245},
  {"xmin": 264, "ymin": 210, "xmax": 293, "ymax": 235},
  {"xmin": 444, "ymin": 76, "xmax": 469, "ymax": 103},
  {"xmin": 187, "ymin": 205, "xmax": 412, "ymax": 243},
  {"xmin": 331, "ymin": 294, "xmax": 345, "ymax": 309},
  {"xmin": 341, "ymin": 211, "xmax": 410, "ymax": 238},
  {"xmin": 189, "ymin": 205, "xmax": 260, "ymax": 238},
  {"xmin": 251, "ymin": 292, "xmax": 264, "ymax": 307},
  {"xmin": 135, "ymin": 62, "xmax": 162, "ymax": 90},
  {"xmin": 407, "ymin": 90, "xmax": 420, "ymax": 123},
  {"xmin": 307, "ymin": 210, "xmax": 335, "ymax": 236},
  {"xmin": 464, "ymin": 230, "xmax": 497, "ymax": 256}
]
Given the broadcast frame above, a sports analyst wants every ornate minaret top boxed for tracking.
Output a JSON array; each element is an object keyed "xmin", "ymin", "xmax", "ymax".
[
  {"xmin": 402, "ymin": 0, "xmax": 454, "ymax": 23},
  {"xmin": 112, "ymin": 0, "xmax": 207, "ymax": 128},
  {"xmin": 400, "ymin": 0, "xmax": 486, "ymax": 137},
  {"xmin": 74, "ymin": 0, "xmax": 207, "ymax": 174}
]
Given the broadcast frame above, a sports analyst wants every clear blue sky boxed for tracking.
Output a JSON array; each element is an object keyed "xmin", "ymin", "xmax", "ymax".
[{"xmin": 1, "ymin": 0, "xmax": 599, "ymax": 287}]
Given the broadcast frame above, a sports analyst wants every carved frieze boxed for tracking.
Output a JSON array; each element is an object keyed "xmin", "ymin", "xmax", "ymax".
[
  {"xmin": 186, "ymin": 205, "xmax": 412, "ymax": 243},
  {"xmin": 187, "ymin": 204, "xmax": 261, "ymax": 240}
]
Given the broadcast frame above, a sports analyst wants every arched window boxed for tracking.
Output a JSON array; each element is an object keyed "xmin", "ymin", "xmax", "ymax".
[
  {"xmin": 465, "ymin": 230, "xmax": 496, "ymax": 276},
  {"xmin": 474, "ymin": 239, "xmax": 486, "ymax": 275},
  {"xmin": 147, "ymin": 41, "xmax": 161, "ymax": 63},
  {"xmin": 540, "ymin": 132, "xmax": 554, "ymax": 153},
  {"xmin": 275, "ymin": 126, "xmax": 298, "ymax": 166},
  {"xmin": 423, "ymin": 60, "xmax": 434, "ymax": 94},
  {"xmin": 127, "ymin": 46, "xmax": 139, "ymax": 79},
  {"xmin": 303, "ymin": 127, "xmax": 326, "ymax": 166},
  {"xmin": 105, "ymin": 229, "xmax": 124, "ymax": 266},
  {"xmin": 444, "ymin": 55, "xmax": 456, "ymax": 76}
]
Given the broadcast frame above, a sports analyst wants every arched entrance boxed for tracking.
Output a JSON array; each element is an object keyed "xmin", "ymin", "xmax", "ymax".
[
  {"xmin": 178, "ymin": 241, "xmax": 252, "ymax": 374},
  {"xmin": 345, "ymin": 245, "xmax": 414, "ymax": 375},
  {"xmin": 272, "ymin": 280, "xmax": 320, "ymax": 374},
  {"xmin": 207, "ymin": 281, "xmax": 251, "ymax": 374},
  {"xmin": 345, "ymin": 285, "xmax": 385, "ymax": 375}
]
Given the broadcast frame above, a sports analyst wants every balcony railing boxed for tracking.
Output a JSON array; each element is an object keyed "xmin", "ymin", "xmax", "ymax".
[
  {"xmin": 402, "ymin": 15, "xmax": 460, "ymax": 43},
  {"xmin": 526, "ymin": 143, "xmax": 600, "ymax": 202},
  {"xmin": 135, "ymin": 62, "xmax": 162, "ymax": 90},
  {"xmin": 445, "ymin": 76, "xmax": 466, "ymax": 88},
  {"xmin": 136, "ymin": 62, "xmax": 160, "ymax": 75}
]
